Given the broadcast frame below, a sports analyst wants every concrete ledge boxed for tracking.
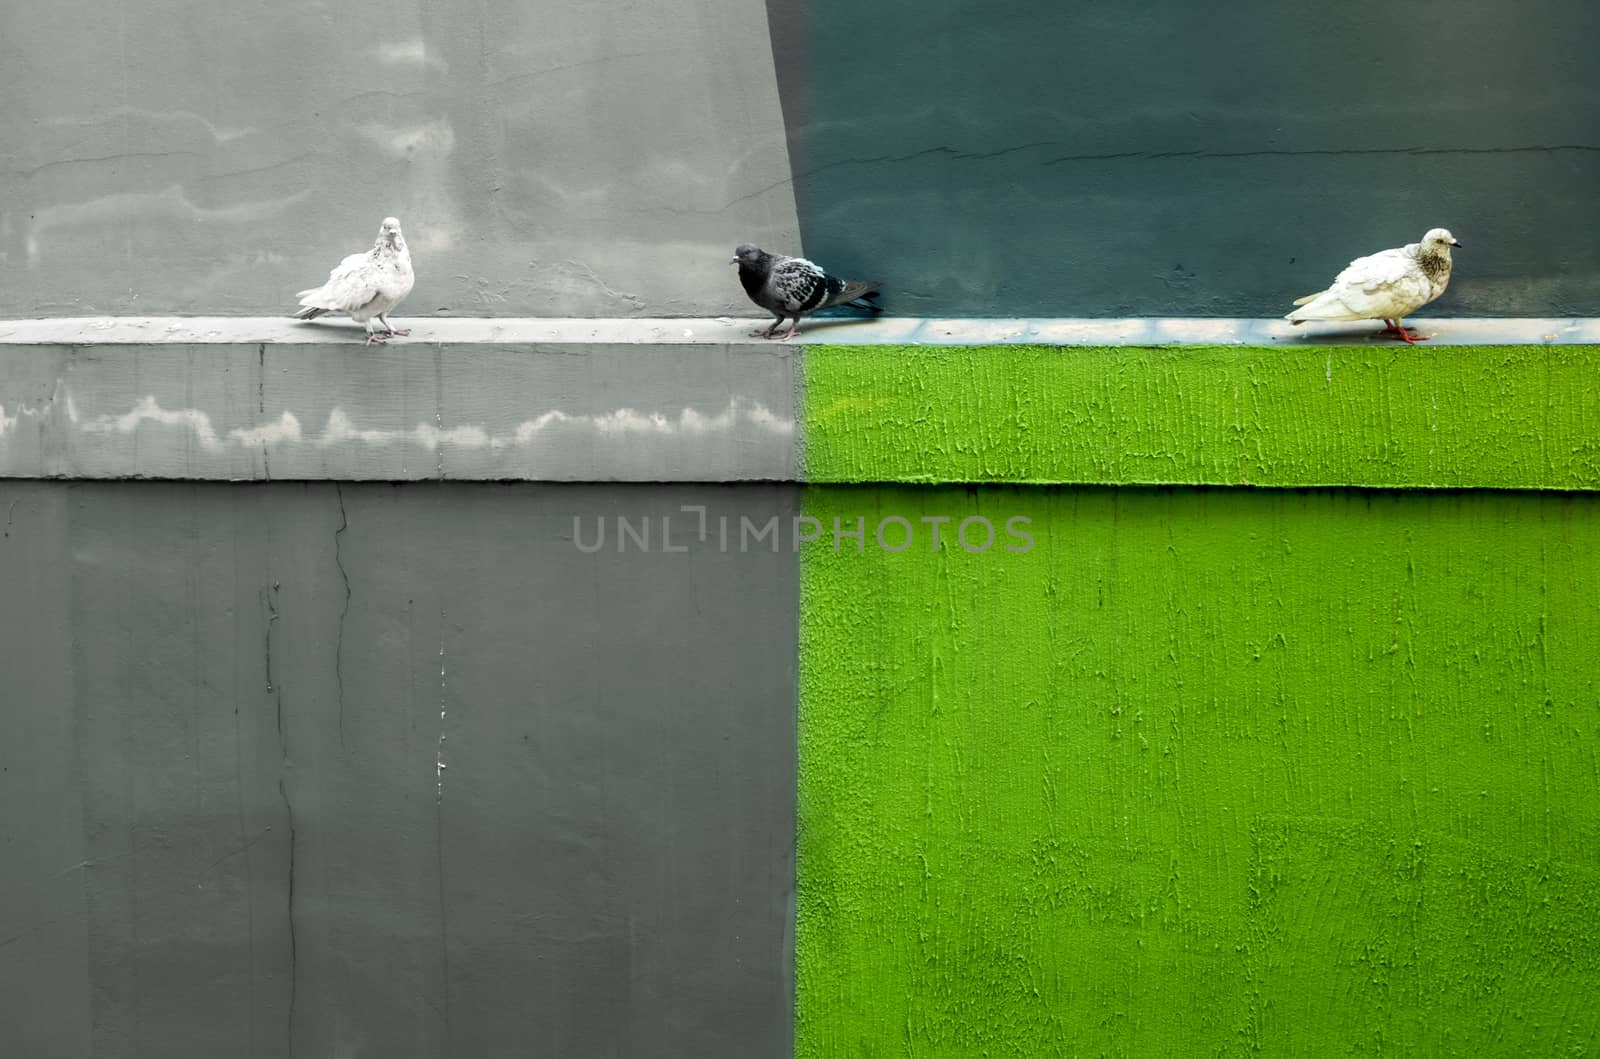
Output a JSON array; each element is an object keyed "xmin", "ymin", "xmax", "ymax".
[
  {"xmin": 1, "ymin": 315, "xmax": 1597, "ymax": 346},
  {"xmin": 806, "ymin": 343, "xmax": 1600, "ymax": 491},
  {"xmin": 2, "ymin": 318, "xmax": 1597, "ymax": 484},
  {"xmin": 0, "ymin": 333, "xmax": 800, "ymax": 482}
]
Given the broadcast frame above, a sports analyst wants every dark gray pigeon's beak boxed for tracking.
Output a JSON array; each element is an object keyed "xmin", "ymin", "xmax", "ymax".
[{"xmin": 730, "ymin": 256, "xmax": 739, "ymax": 264}]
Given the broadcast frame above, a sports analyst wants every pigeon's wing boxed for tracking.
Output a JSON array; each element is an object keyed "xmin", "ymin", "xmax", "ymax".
[
  {"xmin": 298, "ymin": 251, "xmax": 382, "ymax": 313},
  {"xmin": 1327, "ymin": 248, "xmax": 1430, "ymax": 317},
  {"xmin": 766, "ymin": 256, "xmax": 829, "ymax": 314}
]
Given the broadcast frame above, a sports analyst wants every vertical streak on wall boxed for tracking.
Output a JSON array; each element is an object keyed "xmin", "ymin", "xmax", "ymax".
[
  {"xmin": 796, "ymin": 484, "xmax": 1600, "ymax": 1055},
  {"xmin": 761, "ymin": 0, "xmax": 811, "ymax": 235},
  {"xmin": 744, "ymin": 0, "xmax": 807, "ymax": 248}
]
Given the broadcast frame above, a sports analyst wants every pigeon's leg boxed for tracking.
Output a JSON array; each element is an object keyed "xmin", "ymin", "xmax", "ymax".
[
  {"xmin": 1377, "ymin": 318, "xmax": 1424, "ymax": 340},
  {"xmin": 364, "ymin": 319, "xmax": 388, "ymax": 346},
  {"xmin": 378, "ymin": 314, "xmax": 410, "ymax": 337},
  {"xmin": 750, "ymin": 314, "xmax": 785, "ymax": 338},
  {"xmin": 780, "ymin": 317, "xmax": 802, "ymax": 340},
  {"xmin": 1391, "ymin": 317, "xmax": 1427, "ymax": 344}
]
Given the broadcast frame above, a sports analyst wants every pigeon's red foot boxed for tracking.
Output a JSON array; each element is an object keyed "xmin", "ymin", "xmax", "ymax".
[
  {"xmin": 365, "ymin": 334, "xmax": 388, "ymax": 346},
  {"xmin": 750, "ymin": 328, "xmax": 778, "ymax": 338},
  {"xmin": 1377, "ymin": 321, "xmax": 1424, "ymax": 341}
]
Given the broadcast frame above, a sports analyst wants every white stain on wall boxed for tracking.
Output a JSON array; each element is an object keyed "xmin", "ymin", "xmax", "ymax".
[
  {"xmin": 374, "ymin": 39, "xmax": 449, "ymax": 73},
  {"xmin": 508, "ymin": 398, "xmax": 792, "ymax": 445},
  {"xmin": 12, "ymin": 391, "xmax": 794, "ymax": 459},
  {"xmin": 78, "ymin": 395, "xmax": 225, "ymax": 449},
  {"xmin": 414, "ymin": 422, "xmax": 493, "ymax": 450},
  {"xmin": 229, "ymin": 412, "xmax": 303, "ymax": 447},
  {"xmin": 317, "ymin": 408, "xmax": 402, "ymax": 447}
]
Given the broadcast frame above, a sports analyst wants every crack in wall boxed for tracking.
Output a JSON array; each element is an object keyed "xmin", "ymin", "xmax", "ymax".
[
  {"xmin": 279, "ymin": 773, "xmax": 297, "ymax": 1059},
  {"xmin": 433, "ymin": 353, "xmax": 447, "ymax": 480},
  {"xmin": 333, "ymin": 485, "xmax": 351, "ymax": 750},
  {"xmin": 258, "ymin": 342, "xmax": 271, "ymax": 479},
  {"xmin": 435, "ymin": 613, "xmax": 453, "ymax": 1041},
  {"xmin": 436, "ymin": 619, "xmax": 447, "ymax": 802},
  {"xmin": 265, "ymin": 580, "xmax": 296, "ymax": 1058},
  {"xmin": 715, "ymin": 141, "xmax": 1600, "ymax": 212}
]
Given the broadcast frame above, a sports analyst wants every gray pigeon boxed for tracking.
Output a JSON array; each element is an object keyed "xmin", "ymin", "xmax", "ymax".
[
  {"xmin": 732, "ymin": 244, "xmax": 881, "ymax": 339},
  {"xmin": 293, "ymin": 217, "xmax": 415, "ymax": 344}
]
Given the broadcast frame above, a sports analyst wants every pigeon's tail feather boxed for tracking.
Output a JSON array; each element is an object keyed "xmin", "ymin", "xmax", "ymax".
[
  {"xmin": 845, "ymin": 289, "xmax": 884, "ymax": 313},
  {"xmin": 293, "ymin": 305, "xmax": 328, "ymax": 320},
  {"xmin": 1284, "ymin": 290, "xmax": 1351, "ymax": 322},
  {"xmin": 1291, "ymin": 290, "xmax": 1325, "ymax": 307},
  {"xmin": 826, "ymin": 279, "xmax": 881, "ymax": 309}
]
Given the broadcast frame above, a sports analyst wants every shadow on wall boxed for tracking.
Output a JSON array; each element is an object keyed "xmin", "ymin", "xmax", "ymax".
[{"xmin": 764, "ymin": 0, "xmax": 1600, "ymax": 317}]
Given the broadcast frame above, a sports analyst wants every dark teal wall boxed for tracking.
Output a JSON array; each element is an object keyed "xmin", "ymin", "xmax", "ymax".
[{"xmin": 771, "ymin": 0, "xmax": 1600, "ymax": 317}]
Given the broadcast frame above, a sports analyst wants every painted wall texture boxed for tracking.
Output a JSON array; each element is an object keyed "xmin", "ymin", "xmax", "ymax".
[
  {"xmin": 0, "ymin": 481, "xmax": 799, "ymax": 1058},
  {"xmin": 797, "ymin": 484, "xmax": 1600, "ymax": 1055},
  {"xmin": 773, "ymin": 0, "xmax": 1600, "ymax": 317},
  {"xmin": 0, "ymin": 0, "xmax": 800, "ymax": 317},
  {"xmin": 803, "ymin": 343, "xmax": 1600, "ymax": 489},
  {"xmin": 794, "ymin": 341, "xmax": 1600, "ymax": 1054}
]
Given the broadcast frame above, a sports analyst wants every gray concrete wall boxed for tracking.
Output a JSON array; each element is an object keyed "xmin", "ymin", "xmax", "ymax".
[
  {"xmin": 0, "ymin": 322, "xmax": 801, "ymax": 481},
  {"xmin": 0, "ymin": 0, "xmax": 800, "ymax": 317},
  {"xmin": 0, "ymin": 480, "xmax": 799, "ymax": 1058}
]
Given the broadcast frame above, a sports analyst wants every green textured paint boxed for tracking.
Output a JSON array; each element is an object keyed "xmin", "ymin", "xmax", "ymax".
[
  {"xmin": 803, "ymin": 345, "xmax": 1600, "ymax": 489},
  {"xmin": 796, "ymin": 485, "xmax": 1600, "ymax": 1056}
]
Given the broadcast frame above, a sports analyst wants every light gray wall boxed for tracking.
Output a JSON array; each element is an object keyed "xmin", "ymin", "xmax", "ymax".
[
  {"xmin": 0, "ymin": 480, "xmax": 799, "ymax": 1058},
  {"xmin": 0, "ymin": 0, "xmax": 800, "ymax": 318}
]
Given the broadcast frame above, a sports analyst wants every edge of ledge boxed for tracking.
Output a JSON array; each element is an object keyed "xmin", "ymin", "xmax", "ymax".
[{"xmin": 1, "ymin": 316, "xmax": 1596, "ymax": 346}]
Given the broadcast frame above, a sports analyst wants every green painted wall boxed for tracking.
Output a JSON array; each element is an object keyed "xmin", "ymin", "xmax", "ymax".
[
  {"xmin": 796, "ymin": 485, "xmax": 1600, "ymax": 1056},
  {"xmin": 798, "ymin": 342, "xmax": 1600, "ymax": 1053},
  {"xmin": 803, "ymin": 345, "xmax": 1600, "ymax": 490}
]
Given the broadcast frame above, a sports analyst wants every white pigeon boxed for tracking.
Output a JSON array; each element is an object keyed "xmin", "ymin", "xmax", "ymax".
[
  {"xmin": 293, "ymin": 217, "xmax": 415, "ymax": 344},
  {"xmin": 1285, "ymin": 228, "xmax": 1460, "ymax": 343}
]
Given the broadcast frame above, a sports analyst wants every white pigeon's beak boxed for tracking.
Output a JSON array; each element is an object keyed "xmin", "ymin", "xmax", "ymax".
[{"xmin": 1451, "ymin": 238, "xmax": 1462, "ymax": 247}]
